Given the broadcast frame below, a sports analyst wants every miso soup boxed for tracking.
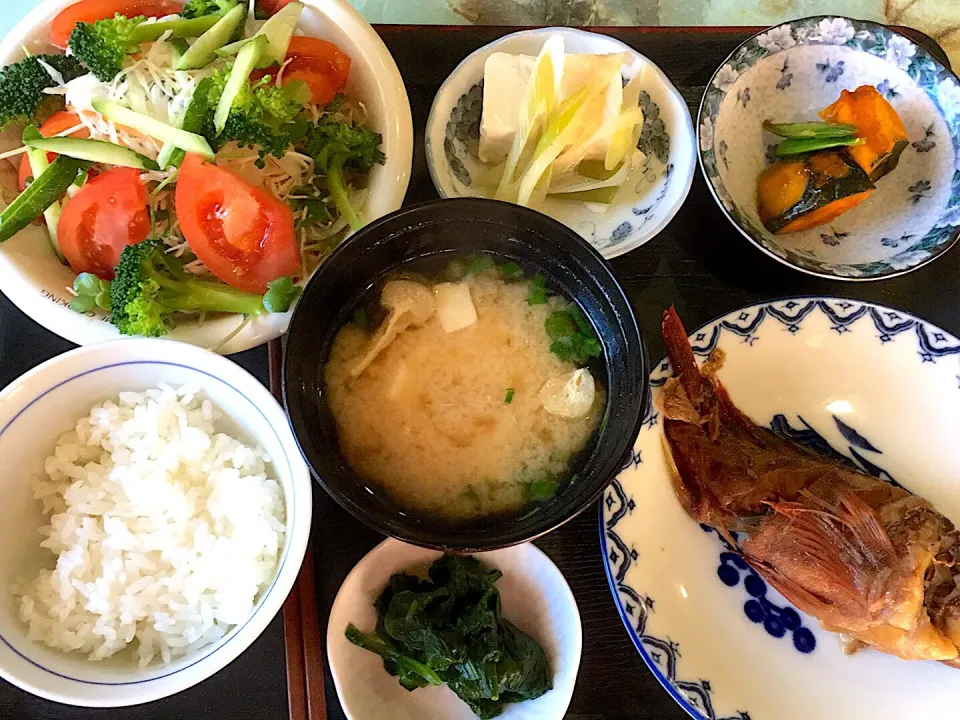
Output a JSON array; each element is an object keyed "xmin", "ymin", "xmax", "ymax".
[{"xmin": 323, "ymin": 256, "xmax": 605, "ymax": 520}]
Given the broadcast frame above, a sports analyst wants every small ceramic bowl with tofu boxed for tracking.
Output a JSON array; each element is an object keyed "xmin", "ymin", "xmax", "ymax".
[
  {"xmin": 282, "ymin": 197, "xmax": 647, "ymax": 551},
  {"xmin": 424, "ymin": 27, "xmax": 696, "ymax": 259}
]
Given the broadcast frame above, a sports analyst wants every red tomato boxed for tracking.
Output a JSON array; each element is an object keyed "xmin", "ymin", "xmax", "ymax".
[
  {"xmin": 257, "ymin": 0, "xmax": 296, "ymax": 15},
  {"xmin": 51, "ymin": 0, "xmax": 183, "ymax": 48},
  {"xmin": 175, "ymin": 154, "xmax": 299, "ymax": 293},
  {"xmin": 58, "ymin": 167, "xmax": 150, "ymax": 279},
  {"xmin": 252, "ymin": 36, "xmax": 351, "ymax": 106},
  {"xmin": 18, "ymin": 112, "xmax": 89, "ymax": 192}
]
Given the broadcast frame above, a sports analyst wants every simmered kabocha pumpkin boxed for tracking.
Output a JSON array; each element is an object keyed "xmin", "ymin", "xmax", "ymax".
[
  {"xmin": 820, "ymin": 86, "xmax": 909, "ymax": 181},
  {"xmin": 758, "ymin": 150, "xmax": 875, "ymax": 234}
]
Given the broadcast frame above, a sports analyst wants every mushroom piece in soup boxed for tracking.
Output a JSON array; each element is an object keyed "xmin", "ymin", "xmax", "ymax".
[{"xmin": 323, "ymin": 256, "xmax": 605, "ymax": 520}]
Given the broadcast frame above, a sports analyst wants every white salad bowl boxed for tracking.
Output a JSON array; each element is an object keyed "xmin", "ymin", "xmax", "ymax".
[
  {"xmin": 424, "ymin": 27, "xmax": 696, "ymax": 259},
  {"xmin": 699, "ymin": 16, "xmax": 960, "ymax": 280},
  {"xmin": 602, "ymin": 298, "xmax": 960, "ymax": 720},
  {"xmin": 0, "ymin": 0, "xmax": 413, "ymax": 353},
  {"xmin": 0, "ymin": 338, "xmax": 312, "ymax": 706},
  {"xmin": 327, "ymin": 539, "xmax": 582, "ymax": 720}
]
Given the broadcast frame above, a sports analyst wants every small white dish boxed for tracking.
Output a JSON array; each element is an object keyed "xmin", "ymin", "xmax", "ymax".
[
  {"xmin": 0, "ymin": 338, "xmax": 312, "ymax": 706},
  {"xmin": 0, "ymin": 0, "xmax": 413, "ymax": 353},
  {"xmin": 328, "ymin": 539, "xmax": 582, "ymax": 720},
  {"xmin": 601, "ymin": 297, "xmax": 960, "ymax": 720},
  {"xmin": 425, "ymin": 27, "xmax": 696, "ymax": 259}
]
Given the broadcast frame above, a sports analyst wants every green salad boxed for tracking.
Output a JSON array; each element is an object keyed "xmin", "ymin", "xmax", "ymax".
[{"xmin": 0, "ymin": 0, "xmax": 386, "ymax": 340}]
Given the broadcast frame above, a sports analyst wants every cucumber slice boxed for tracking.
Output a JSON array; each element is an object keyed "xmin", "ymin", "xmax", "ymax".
[
  {"xmin": 216, "ymin": 3, "xmax": 302, "ymax": 66},
  {"xmin": 156, "ymin": 142, "xmax": 178, "ymax": 169},
  {"xmin": 157, "ymin": 78, "xmax": 214, "ymax": 168},
  {"xmin": 127, "ymin": 15, "xmax": 220, "ymax": 45},
  {"xmin": 24, "ymin": 128, "xmax": 66, "ymax": 262},
  {"xmin": 214, "ymin": 35, "xmax": 267, "ymax": 134},
  {"xmin": 24, "ymin": 137, "xmax": 159, "ymax": 171},
  {"xmin": 215, "ymin": 37, "xmax": 253, "ymax": 58},
  {"xmin": 93, "ymin": 99, "xmax": 215, "ymax": 160},
  {"xmin": 24, "ymin": 130, "xmax": 64, "ymax": 257},
  {"xmin": 170, "ymin": 37, "xmax": 190, "ymax": 65},
  {"xmin": 0, "ymin": 156, "xmax": 90, "ymax": 243},
  {"xmin": 174, "ymin": 5, "xmax": 246, "ymax": 70},
  {"xmin": 255, "ymin": 2, "xmax": 303, "ymax": 67}
]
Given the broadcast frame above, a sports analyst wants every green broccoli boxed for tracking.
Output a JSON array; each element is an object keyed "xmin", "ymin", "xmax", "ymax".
[
  {"xmin": 108, "ymin": 239, "xmax": 301, "ymax": 337},
  {"xmin": 69, "ymin": 13, "xmax": 221, "ymax": 81},
  {"xmin": 304, "ymin": 111, "xmax": 385, "ymax": 230},
  {"xmin": 199, "ymin": 69, "xmax": 311, "ymax": 161},
  {"xmin": 0, "ymin": 55, "xmax": 86, "ymax": 131},
  {"xmin": 180, "ymin": 0, "xmax": 236, "ymax": 18}
]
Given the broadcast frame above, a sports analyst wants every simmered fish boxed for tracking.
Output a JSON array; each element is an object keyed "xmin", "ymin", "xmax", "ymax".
[{"xmin": 660, "ymin": 306, "xmax": 960, "ymax": 664}]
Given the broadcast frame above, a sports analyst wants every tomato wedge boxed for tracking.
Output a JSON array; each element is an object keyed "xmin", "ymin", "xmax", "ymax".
[
  {"xmin": 175, "ymin": 154, "xmax": 299, "ymax": 293},
  {"xmin": 58, "ymin": 167, "xmax": 150, "ymax": 279},
  {"xmin": 257, "ymin": 0, "xmax": 296, "ymax": 14},
  {"xmin": 252, "ymin": 36, "xmax": 351, "ymax": 106},
  {"xmin": 51, "ymin": 0, "xmax": 183, "ymax": 48},
  {"xmin": 18, "ymin": 112, "xmax": 89, "ymax": 192}
]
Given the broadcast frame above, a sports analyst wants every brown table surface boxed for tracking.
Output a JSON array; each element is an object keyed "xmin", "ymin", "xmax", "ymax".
[{"xmin": 1, "ymin": 23, "xmax": 955, "ymax": 720}]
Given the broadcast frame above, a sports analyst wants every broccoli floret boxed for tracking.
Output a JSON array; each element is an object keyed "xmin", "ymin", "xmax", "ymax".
[
  {"xmin": 69, "ymin": 13, "xmax": 221, "ymax": 81},
  {"xmin": 180, "ymin": 0, "xmax": 235, "ymax": 18},
  {"xmin": 68, "ymin": 14, "xmax": 147, "ymax": 82},
  {"xmin": 0, "ymin": 55, "xmax": 86, "ymax": 130},
  {"xmin": 304, "ymin": 109, "xmax": 385, "ymax": 230},
  {"xmin": 108, "ymin": 239, "xmax": 301, "ymax": 336},
  {"xmin": 200, "ymin": 70, "xmax": 311, "ymax": 161}
]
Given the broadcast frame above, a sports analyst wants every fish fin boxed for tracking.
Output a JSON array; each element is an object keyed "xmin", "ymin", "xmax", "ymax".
[
  {"xmin": 836, "ymin": 492, "xmax": 896, "ymax": 567},
  {"xmin": 662, "ymin": 307, "xmax": 703, "ymax": 406},
  {"xmin": 747, "ymin": 507, "xmax": 870, "ymax": 613},
  {"xmin": 747, "ymin": 555, "xmax": 840, "ymax": 618}
]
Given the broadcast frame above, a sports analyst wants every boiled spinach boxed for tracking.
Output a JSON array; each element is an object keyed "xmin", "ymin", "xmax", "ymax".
[{"xmin": 345, "ymin": 554, "xmax": 552, "ymax": 718}]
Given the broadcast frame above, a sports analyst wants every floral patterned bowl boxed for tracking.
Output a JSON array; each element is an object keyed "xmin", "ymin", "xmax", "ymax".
[
  {"xmin": 425, "ymin": 28, "xmax": 696, "ymax": 259},
  {"xmin": 698, "ymin": 17, "xmax": 960, "ymax": 280}
]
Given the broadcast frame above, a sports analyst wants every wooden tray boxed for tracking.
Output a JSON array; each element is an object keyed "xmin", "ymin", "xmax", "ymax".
[{"xmin": 279, "ymin": 24, "xmax": 955, "ymax": 720}]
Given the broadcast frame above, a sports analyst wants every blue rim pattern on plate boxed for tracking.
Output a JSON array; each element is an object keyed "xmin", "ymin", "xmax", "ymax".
[
  {"xmin": 600, "ymin": 297, "xmax": 960, "ymax": 720},
  {"xmin": 698, "ymin": 17, "xmax": 960, "ymax": 280},
  {"xmin": 0, "ymin": 361, "xmax": 294, "ymax": 686}
]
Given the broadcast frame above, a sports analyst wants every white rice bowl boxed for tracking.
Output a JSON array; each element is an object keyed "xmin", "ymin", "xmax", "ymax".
[
  {"xmin": 16, "ymin": 386, "xmax": 286, "ymax": 668},
  {"xmin": 0, "ymin": 338, "xmax": 310, "ymax": 707}
]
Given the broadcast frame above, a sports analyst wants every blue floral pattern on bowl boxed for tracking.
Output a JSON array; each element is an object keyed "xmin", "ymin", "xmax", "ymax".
[
  {"xmin": 698, "ymin": 17, "xmax": 960, "ymax": 280},
  {"xmin": 601, "ymin": 297, "xmax": 960, "ymax": 720},
  {"xmin": 425, "ymin": 27, "xmax": 696, "ymax": 259}
]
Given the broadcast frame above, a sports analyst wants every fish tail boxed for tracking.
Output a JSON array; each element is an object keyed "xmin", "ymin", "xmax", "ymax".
[{"xmin": 662, "ymin": 306, "xmax": 703, "ymax": 406}]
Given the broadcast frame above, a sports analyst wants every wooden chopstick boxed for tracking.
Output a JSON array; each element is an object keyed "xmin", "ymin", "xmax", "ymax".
[
  {"xmin": 298, "ymin": 550, "xmax": 327, "ymax": 719},
  {"xmin": 282, "ymin": 576, "xmax": 308, "ymax": 720},
  {"xmin": 269, "ymin": 340, "xmax": 327, "ymax": 720}
]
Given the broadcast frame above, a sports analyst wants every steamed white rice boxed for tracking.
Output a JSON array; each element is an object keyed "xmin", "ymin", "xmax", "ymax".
[{"xmin": 15, "ymin": 385, "xmax": 286, "ymax": 667}]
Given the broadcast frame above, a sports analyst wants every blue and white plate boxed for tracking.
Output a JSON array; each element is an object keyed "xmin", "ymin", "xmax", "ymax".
[
  {"xmin": 601, "ymin": 298, "xmax": 960, "ymax": 720},
  {"xmin": 699, "ymin": 17, "xmax": 960, "ymax": 280},
  {"xmin": 425, "ymin": 28, "xmax": 696, "ymax": 259}
]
